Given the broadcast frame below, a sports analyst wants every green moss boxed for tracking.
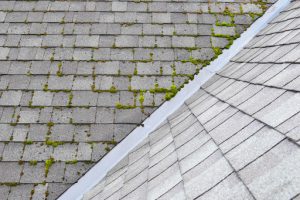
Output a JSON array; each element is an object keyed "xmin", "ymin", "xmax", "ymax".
[
  {"xmin": 3, "ymin": 182, "xmax": 18, "ymax": 187},
  {"xmin": 46, "ymin": 140, "xmax": 63, "ymax": 147},
  {"xmin": 181, "ymin": 56, "xmax": 209, "ymax": 66},
  {"xmin": 104, "ymin": 146, "xmax": 111, "ymax": 152},
  {"xmin": 223, "ymin": 7, "xmax": 234, "ymax": 17},
  {"xmin": 185, "ymin": 47, "xmax": 198, "ymax": 52},
  {"xmin": 49, "ymin": 55, "xmax": 54, "ymax": 62},
  {"xmin": 56, "ymin": 62, "xmax": 63, "ymax": 77},
  {"xmin": 66, "ymin": 160, "xmax": 78, "ymax": 164},
  {"xmin": 212, "ymin": 47, "xmax": 222, "ymax": 56},
  {"xmin": 115, "ymin": 102, "xmax": 136, "ymax": 109},
  {"xmin": 24, "ymin": 140, "xmax": 33, "ymax": 145},
  {"xmin": 109, "ymin": 86, "xmax": 117, "ymax": 93},
  {"xmin": 67, "ymin": 93, "xmax": 73, "ymax": 108},
  {"xmin": 215, "ymin": 21, "xmax": 235, "ymax": 27},
  {"xmin": 45, "ymin": 157, "xmax": 54, "ymax": 177},
  {"xmin": 133, "ymin": 68, "xmax": 138, "ymax": 75},
  {"xmin": 29, "ymin": 160, "xmax": 38, "ymax": 166},
  {"xmin": 43, "ymin": 84, "xmax": 48, "ymax": 92},
  {"xmin": 138, "ymin": 92, "xmax": 145, "ymax": 106},
  {"xmin": 47, "ymin": 122, "xmax": 54, "ymax": 128}
]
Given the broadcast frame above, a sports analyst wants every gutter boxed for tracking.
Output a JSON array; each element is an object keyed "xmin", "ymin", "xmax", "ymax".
[{"xmin": 59, "ymin": 0, "xmax": 291, "ymax": 199}]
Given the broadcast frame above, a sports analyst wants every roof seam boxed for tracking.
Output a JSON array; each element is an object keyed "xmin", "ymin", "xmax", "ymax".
[
  {"xmin": 202, "ymin": 88, "xmax": 300, "ymax": 148},
  {"xmin": 185, "ymin": 102, "xmax": 258, "ymax": 200}
]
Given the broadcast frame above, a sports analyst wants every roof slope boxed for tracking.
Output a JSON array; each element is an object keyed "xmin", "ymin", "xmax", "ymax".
[
  {"xmin": 0, "ymin": 0, "xmax": 272, "ymax": 199},
  {"xmin": 83, "ymin": 1, "xmax": 300, "ymax": 199}
]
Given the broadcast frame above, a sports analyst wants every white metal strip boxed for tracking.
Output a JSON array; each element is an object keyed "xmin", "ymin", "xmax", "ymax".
[{"xmin": 59, "ymin": 0, "xmax": 291, "ymax": 199}]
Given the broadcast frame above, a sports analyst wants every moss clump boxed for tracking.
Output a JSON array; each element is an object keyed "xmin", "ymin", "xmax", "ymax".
[
  {"xmin": 43, "ymin": 84, "xmax": 48, "ymax": 92},
  {"xmin": 67, "ymin": 93, "xmax": 73, "ymax": 108},
  {"xmin": 104, "ymin": 146, "xmax": 111, "ymax": 152},
  {"xmin": 215, "ymin": 21, "xmax": 235, "ymax": 27},
  {"xmin": 115, "ymin": 103, "xmax": 136, "ymax": 109},
  {"xmin": 46, "ymin": 140, "xmax": 63, "ymax": 148},
  {"xmin": 47, "ymin": 122, "xmax": 54, "ymax": 128},
  {"xmin": 45, "ymin": 157, "xmax": 54, "ymax": 177},
  {"xmin": 181, "ymin": 56, "xmax": 210, "ymax": 66},
  {"xmin": 165, "ymin": 84, "xmax": 179, "ymax": 100},
  {"xmin": 24, "ymin": 140, "xmax": 33, "ymax": 145},
  {"xmin": 66, "ymin": 160, "xmax": 78, "ymax": 164},
  {"xmin": 3, "ymin": 182, "xmax": 18, "ymax": 187},
  {"xmin": 56, "ymin": 62, "xmax": 63, "ymax": 77},
  {"xmin": 109, "ymin": 86, "xmax": 117, "ymax": 93},
  {"xmin": 139, "ymin": 92, "xmax": 145, "ymax": 106},
  {"xmin": 212, "ymin": 47, "xmax": 222, "ymax": 57},
  {"xmin": 29, "ymin": 160, "xmax": 38, "ymax": 166}
]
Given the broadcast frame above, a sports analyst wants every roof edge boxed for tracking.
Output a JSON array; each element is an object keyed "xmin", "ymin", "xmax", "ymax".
[{"xmin": 59, "ymin": 0, "xmax": 291, "ymax": 199}]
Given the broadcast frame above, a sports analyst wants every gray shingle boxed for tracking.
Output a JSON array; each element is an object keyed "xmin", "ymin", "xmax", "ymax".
[
  {"xmin": 148, "ymin": 163, "xmax": 182, "ymax": 200},
  {"xmin": 210, "ymin": 111, "xmax": 254, "ymax": 144},
  {"xmin": 197, "ymin": 173, "xmax": 254, "ymax": 200},
  {"xmin": 258, "ymin": 93, "xmax": 300, "ymax": 127},
  {"xmin": 183, "ymin": 151, "xmax": 233, "ymax": 199},
  {"xmin": 237, "ymin": 87, "xmax": 285, "ymax": 115},
  {"xmin": 225, "ymin": 126, "xmax": 284, "ymax": 171},
  {"xmin": 239, "ymin": 139, "xmax": 300, "ymax": 200}
]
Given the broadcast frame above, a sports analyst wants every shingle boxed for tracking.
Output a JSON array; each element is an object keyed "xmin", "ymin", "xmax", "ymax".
[
  {"xmin": 171, "ymin": 114, "xmax": 197, "ymax": 136},
  {"xmin": 148, "ymin": 151, "xmax": 177, "ymax": 180},
  {"xmin": 216, "ymin": 81, "xmax": 249, "ymax": 101},
  {"xmin": 203, "ymin": 106, "xmax": 238, "ymax": 132},
  {"xmin": 64, "ymin": 162, "xmax": 92, "ymax": 183},
  {"xmin": 46, "ymin": 162, "xmax": 66, "ymax": 182},
  {"xmin": 8, "ymin": 184, "xmax": 33, "ymax": 200},
  {"xmin": 0, "ymin": 162, "xmax": 22, "ymax": 182},
  {"xmin": 0, "ymin": 91, "xmax": 22, "ymax": 106},
  {"xmin": 53, "ymin": 144, "xmax": 77, "ymax": 161},
  {"xmin": 183, "ymin": 151, "xmax": 233, "ymax": 199},
  {"xmin": 128, "ymin": 144, "xmax": 150, "ymax": 165},
  {"xmin": 177, "ymin": 131, "xmax": 210, "ymax": 160},
  {"xmin": 149, "ymin": 142, "xmax": 175, "ymax": 168},
  {"xmin": 227, "ymin": 84, "xmax": 263, "ymax": 107},
  {"xmin": 148, "ymin": 163, "xmax": 182, "ymax": 200},
  {"xmin": 197, "ymin": 173, "xmax": 254, "ymax": 200},
  {"xmin": 197, "ymin": 101, "xmax": 229, "ymax": 125},
  {"xmin": 265, "ymin": 64, "xmax": 300, "ymax": 87},
  {"xmin": 2, "ymin": 143, "xmax": 24, "ymax": 161},
  {"xmin": 251, "ymin": 63, "xmax": 289, "ymax": 84},
  {"xmin": 149, "ymin": 133, "xmax": 173, "ymax": 157},
  {"xmin": 173, "ymin": 122, "xmax": 203, "ymax": 148},
  {"xmin": 286, "ymin": 126, "xmax": 300, "ymax": 141},
  {"xmin": 190, "ymin": 96, "xmax": 219, "ymax": 116},
  {"xmin": 125, "ymin": 154, "xmax": 149, "ymax": 182},
  {"xmin": 220, "ymin": 120, "xmax": 264, "ymax": 153},
  {"xmin": 121, "ymin": 170, "xmax": 147, "ymax": 198},
  {"xmin": 225, "ymin": 126, "xmax": 284, "ymax": 171},
  {"xmin": 237, "ymin": 87, "xmax": 285, "ymax": 115},
  {"xmin": 21, "ymin": 163, "xmax": 45, "ymax": 183},
  {"xmin": 239, "ymin": 139, "xmax": 300, "ymax": 200},
  {"xmin": 23, "ymin": 143, "xmax": 52, "ymax": 162},
  {"xmin": 180, "ymin": 140, "xmax": 218, "ymax": 173},
  {"xmin": 210, "ymin": 111, "xmax": 254, "ymax": 144},
  {"xmin": 257, "ymin": 93, "xmax": 300, "ymax": 127},
  {"xmin": 263, "ymin": 44, "xmax": 298, "ymax": 62}
]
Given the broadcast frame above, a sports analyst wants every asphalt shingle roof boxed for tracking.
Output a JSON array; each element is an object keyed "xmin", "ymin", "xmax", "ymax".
[
  {"xmin": 0, "ymin": 0, "xmax": 273, "ymax": 199},
  {"xmin": 83, "ymin": 1, "xmax": 300, "ymax": 199}
]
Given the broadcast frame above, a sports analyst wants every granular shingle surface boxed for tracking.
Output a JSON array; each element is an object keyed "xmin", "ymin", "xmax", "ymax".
[
  {"xmin": 0, "ymin": 0, "xmax": 278, "ymax": 199},
  {"xmin": 83, "ymin": 1, "xmax": 300, "ymax": 200}
]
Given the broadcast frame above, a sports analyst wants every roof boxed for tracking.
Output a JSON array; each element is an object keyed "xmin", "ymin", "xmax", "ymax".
[
  {"xmin": 82, "ymin": 0, "xmax": 300, "ymax": 199},
  {"xmin": 0, "ymin": 0, "xmax": 273, "ymax": 199}
]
